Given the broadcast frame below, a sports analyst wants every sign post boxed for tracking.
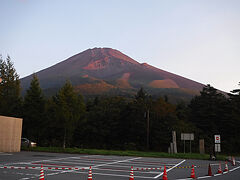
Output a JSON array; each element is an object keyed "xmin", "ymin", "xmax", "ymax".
[
  {"xmin": 214, "ymin": 135, "xmax": 221, "ymax": 144},
  {"xmin": 214, "ymin": 135, "xmax": 221, "ymax": 160},
  {"xmin": 181, "ymin": 133, "xmax": 194, "ymax": 153},
  {"xmin": 215, "ymin": 144, "xmax": 221, "ymax": 152}
]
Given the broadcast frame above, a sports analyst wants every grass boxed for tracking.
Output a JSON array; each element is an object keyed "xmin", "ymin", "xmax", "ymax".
[{"xmin": 22, "ymin": 146, "xmax": 227, "ymax": 161}]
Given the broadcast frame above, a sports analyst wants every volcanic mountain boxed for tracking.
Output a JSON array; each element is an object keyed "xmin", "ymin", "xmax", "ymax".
[{"xmin": 21, "ymin": 48, "xmax": 205, "ymax": 101}]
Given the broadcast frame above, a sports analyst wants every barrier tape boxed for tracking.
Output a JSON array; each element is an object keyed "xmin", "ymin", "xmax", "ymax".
[
  {"xmin": 0, "ymin": 164, "xmax": 227, "ymax": 171},
  {"xmin": 0, "ymin": 166, "xmax": 88, "ymax": 171},
  {"xmin": 135, "ymin": 167, "xmax": 162, "ymax": 171},
  {"xmin": 134, "ymin": 165, "xmax": 201, "ymax": 171}
]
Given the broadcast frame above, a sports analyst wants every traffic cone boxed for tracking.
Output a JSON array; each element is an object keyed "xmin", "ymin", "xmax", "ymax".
[
  {"xmin": 208, "ymin": 164, "xmax": 213, "ymax": 176},
  {"xmin": 217, "ymin": 162, "xmax": 222, "ymax": 174},
  {"xmin": 232, "ymin": 156, "xmax": 236, "ymax": 166},
  {"xmin": 39, "ymin": 165, "xmax": 44, "ymax": 180},
  {"xmin": 190, "ymin": 165, "xmax": 196, "ymax": 179},
  {"xmin": 162, "ymin": 166, "xmax": 168, "ymax": 180},
  {"xmin": 224, "ymin": 161, "xmax": 228, "ymax": 172},
  {"xmin": 88, "ymin": 166, "xmax": 92, "ymax": 180},
  {"xmin": 129, "ymin": 166, "xmax": 134, "ymax": 180}
]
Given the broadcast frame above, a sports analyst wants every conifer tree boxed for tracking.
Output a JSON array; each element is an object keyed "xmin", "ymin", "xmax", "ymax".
[
  {"xmin": 189, "ymin": 84, "xmax": 229, "ymax": 153},
  {"xmin": 0, "ymin": 55, "xmax": 22, "ymax": 117},
  {"xmin": 228, "ymin": 82, "xmax": 240, "ymax": 152},
  {"xmin": 53, "ymin": 81, "xmax": 85, "ymax": 148},
  {"xmin": 23, "ymin": 74, "xmax": 45, "ymax": 142}
]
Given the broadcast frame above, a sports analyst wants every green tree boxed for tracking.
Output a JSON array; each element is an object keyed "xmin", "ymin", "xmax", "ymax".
[
  {"xmin": 43, "ymin": 98, "xmax": 60, "ymax": 146},
  {"xmin": 53, "ymin": 81, "xmax": 85, "ymax": 148},
  {"xmin": 77, "ymin": 96, "xmax": 128, "ymax": 149},
  {"xmin": 0, "ymin": 55, "xmax": 22, "ymax": 117},
  {"xmin": 228, "ymin": 82, "xmax": 240, "ymax": 152},
  {"xmin": 23, "ymin": 74, "xmax": 45, "ymax": 143},
  {"xmin": 150, "ymin": 97, "xmax": 177, "ymax": 151},
  {"xmin": 134, "ymin": 88, "xmax": 152, "ymax": 150},
  {"xmin": 188, "ymin": 84, "xmax": 229, "ymax": 153}
]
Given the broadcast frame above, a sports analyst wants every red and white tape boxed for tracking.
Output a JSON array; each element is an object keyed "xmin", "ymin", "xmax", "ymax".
[
  {"xmin": 0, "ymin": 166, "xmax": 87, "ymax": 171},
  {"xmin": 1, "ymin": 166, "xmax": 165, "ymax": 171},
  {"xmin": 135, "ymin": 167, "xmax": 162, "ymax": 171}
]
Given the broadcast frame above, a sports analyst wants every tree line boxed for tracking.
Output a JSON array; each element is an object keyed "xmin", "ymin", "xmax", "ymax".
[{"xmin": 0, "ymin": 56, "xmax": 240, "ymax": 154}]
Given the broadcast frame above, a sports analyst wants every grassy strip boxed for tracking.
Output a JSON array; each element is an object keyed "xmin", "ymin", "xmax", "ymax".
[{"xmin": 22, "ymin": 146, "xmax": 227, "ymax": 160}]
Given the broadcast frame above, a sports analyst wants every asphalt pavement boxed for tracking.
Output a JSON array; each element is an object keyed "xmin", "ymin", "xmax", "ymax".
[{"xmin": 0, "ymin": 151, "xmax": 239, "ymax": 180}]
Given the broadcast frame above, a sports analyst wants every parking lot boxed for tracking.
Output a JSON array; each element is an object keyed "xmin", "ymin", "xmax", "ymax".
[{"xmin": 0, "ymin": 151, "xmax": 239, "ymax": 180}]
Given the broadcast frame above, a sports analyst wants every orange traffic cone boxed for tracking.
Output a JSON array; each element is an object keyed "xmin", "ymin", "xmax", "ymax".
[
  {"xmin": 190, "ymin": 165, "xmax": 196, "ymax": 179},
  {"xmin": 232, "ymin": 156, "xmax": 236, "ymax": 166},
  {"xmin": 129, "ymin": 166, "xmax": 134, "ymax": 180},
  {"xmin": 224, "ymin": 161, "xmax": 228, "ymax": 172},
  {"xmin": 162, "ymin": 166, "xmax": 168, "ymax": 180},
  {"xmin": 88, "ymin": 166, "xmax": 93, "ymax": 180},
  {"xmin": 217, "ymin": 163, "xmax": 222, "ymax": 174},
  {"xmin": 39, "ymin": 165, "xmax": 44, "ymax": 180},
  {"xmin": 208, "ymin": 164, "xmax": 212, "ymax": 176}
]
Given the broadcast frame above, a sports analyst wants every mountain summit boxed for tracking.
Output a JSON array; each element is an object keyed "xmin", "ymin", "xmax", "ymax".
[{"xmin": 21, "ymin": 48, "xmax": 204, "ymax": 100}]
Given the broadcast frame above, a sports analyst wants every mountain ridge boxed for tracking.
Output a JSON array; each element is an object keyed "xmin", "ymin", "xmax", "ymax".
[{"xmin": 21, "ymin": 47, "xmax": 205, "ymax": 101}]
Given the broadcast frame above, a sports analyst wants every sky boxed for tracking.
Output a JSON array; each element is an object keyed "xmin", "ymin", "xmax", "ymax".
[{"xmin": 1, "ymin": 0, "xmax": 240, "ymax": 93}]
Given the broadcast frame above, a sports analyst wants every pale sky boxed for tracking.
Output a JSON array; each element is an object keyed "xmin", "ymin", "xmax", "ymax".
[{"xmin": 1, "ymin": 0, "xmax": 240, "ymax": 93}]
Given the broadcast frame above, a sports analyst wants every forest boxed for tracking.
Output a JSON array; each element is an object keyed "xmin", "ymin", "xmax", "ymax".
[{"xmin": 0, "ymin": 56, "xmax": 240, "ymax": 154}]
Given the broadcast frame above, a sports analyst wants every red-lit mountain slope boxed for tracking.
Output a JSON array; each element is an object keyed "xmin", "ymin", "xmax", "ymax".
[{"xmin": 21, "ymin": 48, "xmax": 205, "ymax": 100}]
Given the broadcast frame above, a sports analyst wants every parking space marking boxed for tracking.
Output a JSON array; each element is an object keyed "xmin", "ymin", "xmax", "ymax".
[
  {"xmin": 15, "ymin": 156, "xmax": 142, "ymax": 179},
  {"xmin": 154, "ymin": 159, "xmax": 186, "ymax": 179},
  {"xmin": 176, "ymin": 163, "xmax": 240, "ymax": 180},
  {"xmin": 1, "ymin": 155, "xmax": 190, "ymax": 179},
  {"xmin": 74, "ymin": 170, "xmax": 154, "ymax": 179},
  {"xmin": 3, "ymin": 155, "xmax": 93, "ymax": 180},
  {"xmin": 39, "ymin": 160, "xmax": 93, "ymax": 166},
  {"xmin": 93, "ymin": 167, "xmax": 160, "ymax": 174},
  {"xmin": 92, "ymin": 157, "xmax": 142, "ymax": 168},
  {"xmin": 4, "ymin": 156, "xmax": 85, "ymax": 166},
  {"xmin": 229, "ymin": 165, "xmax": 240, "ymax": 172}
]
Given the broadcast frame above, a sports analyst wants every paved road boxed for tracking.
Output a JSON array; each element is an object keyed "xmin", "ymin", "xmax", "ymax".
[{"xmin": 0, "ymin": 151, "xmax": 239, "ymax": 180}]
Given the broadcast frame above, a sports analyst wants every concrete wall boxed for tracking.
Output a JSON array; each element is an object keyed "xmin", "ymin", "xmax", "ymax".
[{"xmin": 0, "ymin": 115, "xmax": 23, "ymax": 152}]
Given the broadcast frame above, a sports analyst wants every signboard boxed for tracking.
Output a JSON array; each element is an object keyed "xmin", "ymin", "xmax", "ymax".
[
  {"xmin": 181, "ymin": 133, "xmax": 194, "ymax": 141},
  {"xmin": 181, "ymin": 133, "xmax": 194, "ymax": 153},
  {"xmin": 214, "ymin": 135, "xmax": 221, "ymax": 144},
  {"xmin": 215, "ymin": 144, "xmax": 221, "ymax": 152}
]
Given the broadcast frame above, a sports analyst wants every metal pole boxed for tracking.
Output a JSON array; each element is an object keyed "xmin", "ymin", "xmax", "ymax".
[
  {"xmin": 147, "ymin": 109, "xmax": 150, "ymax": 150},
  {"xmin": 184, "ymin": 140, "xmax": 185, "ymax": 154},
  {"xmin": 190, "ymin": 140, "xmax": 191, "ymax": 153}
]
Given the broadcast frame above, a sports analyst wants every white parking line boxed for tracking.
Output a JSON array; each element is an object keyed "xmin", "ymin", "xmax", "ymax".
[
  {"xmin": 15, "ymin": 155, "xmax": 105, "ymax": 166},
  {"xmin": 92, "ymin": 157, "xmax": 142, "ymax": 168},
  {"xmin": 14, "ymin": 155, "xmax": 92, "ymax": 180},
  {"xmin": 153, "ymin": 159, "xmax": 186, "ymax": 179},
  {"xmin": 44, "ymin": 160, "xmax": 94, "ymax": 166},
  {"xmin": 229, "ymin": 165, "xmax": 240, "ymax": 172},
  {"xmin": 5, "ymin": 156, "xmax": 83, "ymax": 166},
  {"xmin": 17, "ymin": 156, "xmax": 142, "ymax": 179},
  {"xmin": 176, "ymin": 164, "xmax": 240, "ymax": 180},
  {"xmin": 93, "ymin": 167, "xmax": 160, "ymax": 174},
  {"xmin": 197, "ymin": 176, "xmax": 211, "ymax": 179},
  {"xmin": 74, "ymin": 170, "xmax": 154, "ymax": 179}
]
